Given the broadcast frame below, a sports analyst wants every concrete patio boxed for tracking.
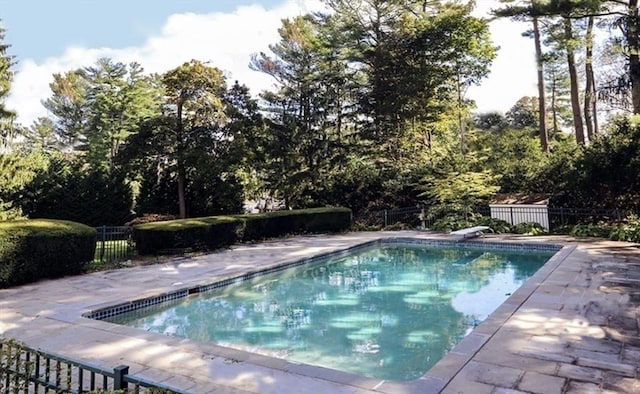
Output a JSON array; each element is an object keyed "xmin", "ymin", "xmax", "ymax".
[{"xmin": 1, "ymin": 231, "xmax": 639, "ymax": 393}]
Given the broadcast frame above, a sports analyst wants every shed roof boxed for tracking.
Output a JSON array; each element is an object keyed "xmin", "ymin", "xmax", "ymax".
[{"xmin": 490, "ymin": 193, "xmax": 549, "ymax": 205}]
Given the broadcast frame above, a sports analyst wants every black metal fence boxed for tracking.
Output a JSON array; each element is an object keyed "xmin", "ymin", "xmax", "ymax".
[
  {"xmin": 548, "ymin": 207, "xmax": 627, "ymax": 228},
  {"xmin": 354, "ymin": 206, "xmax": 427, "ymax": 229},
  {"xmin": 94, "ymin": 226, "xmax": 136, "ymax": 264},
  {"xmin": 0, "ymin": 339, "xmax": 186, "ymax": 393},
  {"xmin": 354, "ymin": 204, "xmax": 631, "ymax": 231},
  {"xmin": 477, "ymin": 205, "xmax": 628, "ymax": 230}
]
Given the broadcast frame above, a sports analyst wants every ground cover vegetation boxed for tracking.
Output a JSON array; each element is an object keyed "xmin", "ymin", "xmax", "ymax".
[{"xmin": 1, "ymin": 0, "xmax": 640, "ymax": 239}]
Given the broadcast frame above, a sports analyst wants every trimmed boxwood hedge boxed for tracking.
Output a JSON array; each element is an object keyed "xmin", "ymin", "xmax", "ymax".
[
  {"xmin": 133, "ymin": 215, "xmax": 242, "ymax": 256},
  {"xmin": 0, "ymin": 219, "xmax": 97, "ymax": 288},
  {"xmin": 134, "ymin": 207, "xmax": 352, "ymax": 255}
]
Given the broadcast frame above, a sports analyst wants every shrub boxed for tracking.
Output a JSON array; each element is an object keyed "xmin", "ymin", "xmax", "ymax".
[
  {"xmin": 240, "ymin": 207, "xmax": 352, "ymax": 241},
  {"xmin": 609, "ymin": 215, "xmax": 640, "ymax": 242},
  {"xmin": 18, "ymin": 158, "xmax": 134, "ymax": 226},
  {"xmin": 0, "ymin": 219, "xmax": 96, "ymax": 287},
  {"xmin": 570, "ymin": 223, "xmax": 612, "ymax": 238},
  {"xmin": 125, "ymin": 214, "xmax": 177, "ymax": 226},
  {"xmin": 474, "ymin": 217, "xmax": 513, "ymax": 234},
  {"xmin": 549, "ymin": 224, "xmax": 574, "ymax": 235},
  {"xmin": 134, "ymin": 207, "xmax": 352, "ymax": 255},
  {"xmin": 512, "ymin": 221, "xmax": 548, "ymax": 235},
  {"xmin": 350, "ymin": 220, "xmax": 381, "ymax": 232},
  {"xmin": 133, "ymin": 216, "xmax": 242, "ymax": 255},
  {"xmin": 430, "ymin": 212, "xmax": 483, "ymax": 232}
]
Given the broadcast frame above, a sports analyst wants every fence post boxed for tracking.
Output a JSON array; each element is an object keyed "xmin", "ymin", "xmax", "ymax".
[
  {"xmin": 509, "ymin": 206, "xmax": 514, "ymax": 226},
  {"xmin": 113, "ymin": 365, "xmax": 129, "ymax": 389},
  {"xmin": 99, "ymin": 225, "xmax": 106, "ymax": 263},
  {"xmin": 384, "ymin": 210, "xmax": 388, "ymax": 227},
  {"xmin": 420, "ymin": 206, "xmax": 426, "ymax": 230}
]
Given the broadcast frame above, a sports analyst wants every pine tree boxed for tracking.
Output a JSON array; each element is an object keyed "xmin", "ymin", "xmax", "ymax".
[{"xmin": 0, "ymin": 21, "xmax": 16, "ymax": 149}]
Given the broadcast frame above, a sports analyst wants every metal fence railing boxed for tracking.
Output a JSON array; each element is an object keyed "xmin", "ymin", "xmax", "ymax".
[
  {"xmin": 0, "ymin": 339, "xmax": 186, "ymax": 393},
  {"xmin": 354, "ymin": 206, "xmax": 426, "ymax": 228},
  {"xmin": 354, "ymin": 204, "xmax": 632, "ymax": 231},
  {"xmin": 478, "ymin": 206, "xmax": 629, "ymax": 230},
  {"xmin": 547, "ymin": 207, "xmax": 627, "ymax": 228},
  {"xmin": 94, "ymin": 226, "xmax": 136, "ymax": 264}
]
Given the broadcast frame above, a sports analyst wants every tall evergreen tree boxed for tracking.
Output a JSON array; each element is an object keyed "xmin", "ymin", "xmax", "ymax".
[
  {"xmin": 324, "ymin": 0, "xmax": 496, "ymax": 160},
  {"xmin": 584, "ymin": 15, "xmax": 599, "ymax": 138},
  {"xmin": 43, "ymin": 58, "xmax": 163, "ymax": 169},
  {"xmin": 251, "ymin": 2, "xmax": 495, "ymax": 209},
  {"xmin": 543, "ymin": 51, "xmax": 573, "ymax": 134},
  {"xmin": 0, "ymin": 20, "xmax": 16, "ymax": 150},
  {"xmin": 251, "ymin": 15, "xmax": 352, "ymax": 207},
  {"xmin": 20, "ymin": 117, "xmax": 59, "ymax": 154},
  {"xmin": 42, "ymin": 70, "xmax": 88, "ymax": 149},
  {"xmin": 533, "ymin": 16, "xmax": 550, "ymax": 152},
  {"xmin": 83, "ymin": 59, "xmax": 162, "ymax": 171}
]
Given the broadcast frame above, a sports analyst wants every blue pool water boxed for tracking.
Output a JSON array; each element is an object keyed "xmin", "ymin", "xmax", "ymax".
[{"xmin": 106, "ymin": 243, "xmax": 554, "ymax": 381}]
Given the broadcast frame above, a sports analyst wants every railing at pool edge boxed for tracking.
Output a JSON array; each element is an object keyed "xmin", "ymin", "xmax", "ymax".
[{"xmin": 0, "ymin": 338, "xmax": 188, "ymax": 393}]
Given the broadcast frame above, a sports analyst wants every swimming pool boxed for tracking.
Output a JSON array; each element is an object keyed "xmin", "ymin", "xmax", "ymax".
[{"xmin": 101, "ymin": 240, "xmax": 557, "ymax": 381}]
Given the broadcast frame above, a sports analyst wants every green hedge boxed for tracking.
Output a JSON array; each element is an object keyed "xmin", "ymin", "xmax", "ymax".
[
  {"xmin": 134, "ymin": 207, "xmax": 352, "ymax": 255},
  {"xmin": 133, "ymin": 216, "xmax": 242, "ymax": 255},
  {"xmin": 0, "ymin": 219, "xmax": 96, "ymax": 287}
]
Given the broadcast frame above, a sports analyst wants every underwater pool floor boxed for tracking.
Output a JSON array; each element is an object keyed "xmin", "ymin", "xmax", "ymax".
[{"xmin": 1, "ymin": 231, "xmax": 639, "ymax": 393}]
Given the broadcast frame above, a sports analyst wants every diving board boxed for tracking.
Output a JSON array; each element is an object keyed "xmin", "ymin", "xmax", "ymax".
[{"xmin": 450, "ymin": 226, "xmax": 490, "ymax": 239}]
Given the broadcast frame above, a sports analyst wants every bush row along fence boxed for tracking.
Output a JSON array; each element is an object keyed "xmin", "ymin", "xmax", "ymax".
[
  {"xmin": 93, "ymin": 208, "xmax": 352, "ymax": 264},
  {"xmin": 353, "ymin": 204, "xmax": 632, "ymax": 231},
  {"xmin": 0, "ymin": 339, "xmax": 185, "ymax": 393},
  {"xmin": 93, "ymin": 205, "xmax": 632, "ymax": 265}
]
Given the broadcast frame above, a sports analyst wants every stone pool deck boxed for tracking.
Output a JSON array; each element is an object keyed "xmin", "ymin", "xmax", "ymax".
[{"xmin": 1, "ymin": 231, "xmax": 639, "ymax": 393}]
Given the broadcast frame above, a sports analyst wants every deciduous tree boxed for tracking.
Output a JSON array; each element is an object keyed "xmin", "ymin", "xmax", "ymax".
[{"xmin": 161, "ymin": 60, "xmax": 227, "ymax": 218}]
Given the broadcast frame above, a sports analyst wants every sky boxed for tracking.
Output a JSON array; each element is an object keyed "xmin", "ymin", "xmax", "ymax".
[{"xmin": 1, "ymin": 0, "xmax": 538, "ymax": 127}]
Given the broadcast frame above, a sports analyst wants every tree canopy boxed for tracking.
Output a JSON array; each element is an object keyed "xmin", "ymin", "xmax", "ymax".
[{"xmin": 1, "ymin": 2, "xmax": 640, "ymax": 226}]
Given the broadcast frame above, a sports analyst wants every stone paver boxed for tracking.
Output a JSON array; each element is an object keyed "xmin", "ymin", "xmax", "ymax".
[
  {"xmin": 459, "ymin": 361, "xmax": 523, "ymax": 388},
  {"xmin": 492, "ymin": 389, "xmax": 528, "ymax": 394},
  {"xmin": 517, "ymin": 371, "xmax": 565, "ymax": 394},
  {"xmin": 557, "ymin": 362, "xmax": 604, "ymax": 384},
  {"xmin": 1, "ymin": 232, "xmax": 640, "ymax": 393},
  {"xmin": 440, "ymin": 379, "xmax": 494, "ymax": 394}
]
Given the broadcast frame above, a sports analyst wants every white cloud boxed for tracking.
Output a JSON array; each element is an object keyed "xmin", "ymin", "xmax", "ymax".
[
  {"xmin": 7, "ymin": 0, "xmax": 324, "ymax": 126},
  {"xmin": 467, "ymin": 14, "xmax": 538, "ymax": 114},
  {"xmin": 7, "ymin": 0, "xmax": 535, "ymax": 126}
]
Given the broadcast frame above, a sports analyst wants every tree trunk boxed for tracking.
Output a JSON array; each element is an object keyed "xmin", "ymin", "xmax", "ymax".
[
  {"xmin": 176, "ymin": 101, "xmax": 187, "ymax": 219},
  {"xmin": 584, "ymin": 16, "xmax": 596, "ymax": 141},
  {"xmin": 456, "ymin": 71, "xmax": 466, "ymax": 156},
  {"xmin": 629, "ymin": 0, "xmax": 640, "ymax": 113},
  {"xmin": 591, "ymin": 73, "xmax": 599, "ymax": 135},
  {"xmin": 533, "ymin": 17, "xmax": 549, "ymax": 152},
  {"xmin": 565, "ymin": 18, "xmax": 585, "ymax": 144},
  {"xmin": 551, "ymin": 79, "xmax": 559, "ymax": 134}
]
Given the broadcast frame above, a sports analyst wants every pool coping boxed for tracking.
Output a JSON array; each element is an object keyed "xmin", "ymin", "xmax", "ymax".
[
  {"xmin": 1, "ymin": 231, "xmax": 635, "ymax": 393},
  {"xmin": 80, "ymin": 236, "xmax": 567, "ymax": 391}
]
